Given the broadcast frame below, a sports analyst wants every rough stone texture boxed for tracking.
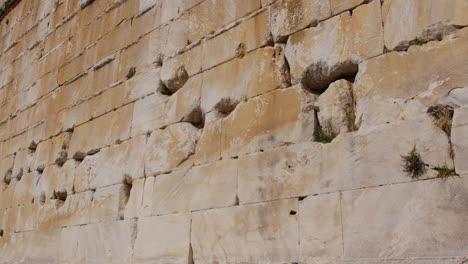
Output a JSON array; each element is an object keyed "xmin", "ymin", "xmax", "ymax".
[
  {"xmin": 383, "ymin": 0, "xmax": 468, "ymax": 50},
  {"xmin": 0, "ymin": 0, "xmax": 466, "ymax": 263},
  {"xmin": 452, "ymin": 106, "xmax": 468, "ymax": 175}
]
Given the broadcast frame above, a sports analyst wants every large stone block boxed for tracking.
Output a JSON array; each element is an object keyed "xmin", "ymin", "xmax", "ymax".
[
  {"xmin": 342, "ymin": 176, "xmax": 468, "ymax": 259},
  {"xmin": 191, "ymin": 199, "xmax": 299, "ymax": 263},
  {"xmin": 299, "ymin": 192, "xmax": 343, "ymax": 263},
  {"xmin": 269, "ymin": 0, "xmax": 331, "ymax": 42},
  {"xmin": 131, "ymin": 93, "xmax": 168, "ymax": 137},
  {"xmin": 59, "ymin": 219, "xmax": 136, "ymax": 264},
  {"xmin": 31, "ymin": 132, "xmax": 71, "ymax": 170},
  {"xmin": 74, "ymin": 135, "xmax": 146, "ymax": 192},
  {"xmin": 221, "ymin": 85, "xmax": 316, "ymax": 158},
  {"xmin": 133, "ymin": 214, "xmax": 191, "ymax": 264},
  {"xmin": 383, "ymin": 0, "xmax": 468, "ymax": 50},
  {"xmin": 201, "ymin": 47, "xmax": 286, "ymax": 113},
  {"xmin": 0, "ymin": 155, "xmax": 14, "ymax": 184},
  {"xmin": 165, "ymin": 74, "xmax": 203, "ymax": 126},
  {"xmin": 145, "ymin": 123, "xmax": 200, "ymax": 177},
  {"xmin": 452, "ymin": 106, "xmax": 468, "ymax": 174},
  {"xmin": 152, "ymin": 159, "xmax": 237, "ymax": 215},
  {"xmin": 285, "ymin": 0, "xmax": 383, "ymax": 90},
  {"xmin": 202, "ymin": 10, "xmax": 270, "ymax": 69},
  {"xmin": 68, "ymin": 103, "xmax": 134, "ymax": 159}
]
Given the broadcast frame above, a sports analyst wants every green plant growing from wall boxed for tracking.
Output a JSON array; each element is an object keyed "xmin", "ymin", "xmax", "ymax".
[
  {"xmin": 432, "ymin": 165, "xmax": 459, "ymax": 180},
  {"xmin": 401, "ymin": 146, "xmax": 427, "ymax": 179}
]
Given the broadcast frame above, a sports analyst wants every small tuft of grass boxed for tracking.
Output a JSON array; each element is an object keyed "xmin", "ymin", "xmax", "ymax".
[
  {"xmin": 314, "ymin": 124, "xmax": 334, "ymax": 143},
  {"xmin": 401, "ymin": 146, "xmax": 427, "ymax": 179},
  {"xmin": 433, "ymin": 165, "xmax": 459, "ymax": 180},
  {"xmin": 414, "ymin": 38, "xmax": 429, "ymax": 45},
  {"xmin": 427, "ymin": 105, "xmax": 454, "ymax": 137}
]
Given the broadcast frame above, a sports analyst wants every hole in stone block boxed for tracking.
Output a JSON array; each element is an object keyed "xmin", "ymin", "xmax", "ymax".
[
  {"xmin": 301, "ymin": 60, "xmax": 358, "ymax": 92},
  {"xmin": 289, "ymin": 210, "xmax": 297, "ymax": 215},
  {"xmin": 126, "ymin": 67, "xmax": 136, "ymax": 80}
]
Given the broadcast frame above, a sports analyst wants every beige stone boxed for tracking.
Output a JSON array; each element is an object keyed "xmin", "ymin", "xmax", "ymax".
[
  {"xmin": 124, "ymin": 177, "xmax": 145, "ymax": 219},
  {"xmin": 299, "ymin": 193, "xmax": 343, "ymax": 263},
  {"xmin": 221, "ymin": 85, "xmax": 316, "ymax": 158},
  {"xmin": 191, "ymin": 199, "xmax": 299, "ymax": 263},
  {"xmin": 269, "ymin": 0, "xmax": 331, "ymax": 42},
  {"xmin": 317, "ymin": 79, "xmax": 353, "ymax": 135},
  {"xmin": 354, "ymin": 31, "xmax": 468, "ymax": 108},
  {"xmin": 31, "ymin": 132, "xmax": 71, "ymax": 170},
  {"xmin": 133, "ymin": 214, "xmax": 191, "ymax": 264},
  {"xmin": 285, "ymin": 0, "xmax": 383, "ymax": 90},
  {"xmin": 73, "ymin": 135, "xmax": 145, "ymax": 192},
  {"xmin": 160, "ymin": 45, "xmax": 202, "ymax": 92},
  {"xmin": 201, "ymin": 47, "xmax": 286, "ymax": 112},
  {"xmin": 342, "ymin": 176, "xmax": 468, "ymax": 259},
  {"xmin": 68, "ymin": 103, "xmax": 134, "ymax": 159},
  {"xmin": 202, "ymin": 10, "xmax": 270, "ymax": 69},
  {"xmin": 452, "ymin": 106, "xmax": 468, "ymax": 174},
  {"xmin": 193, "ymin": 112, "xmax": 223, "ymax": 165},
  {"xmin": 11, "ymin": 149, "xmax": 33, "ymax": 180},
  {"xmin": 165, "ymin": 74, "xmax": 203, "ymax": 126},
  {"xmin": 36, "ymin": 162, "xmax": 76, "ymax": 202},
  {"xmin": 0, "ymin": 155, "xmax": 14, "ymax": 184},
  {"xmin": 145, "ymin": 123, "xmax": 200, "ymax": 176},
  {"xmin": 383, "ymin": 0, "xmax": 468, "ymax": 50},
  {"xmin": 87, "ymin": 184, "xmax": 130, "ymax": 224},
  {"xmin": 10, "ymin": 172, "xmax": 36, "ymax": 207},
  {"xmin": 59, "ymin": 219, "xmax": 136, "ymax": 264},
  {"xmin": 152, "ymin": 159, "xmax": 237, "ymax": 215},
  {"xmin": 331, "ymin": 0, "xmax": 366, "ymax": 14},
  {"xmin": 131, "ymin": 93, "xmax": 168, "ymax": 137}
]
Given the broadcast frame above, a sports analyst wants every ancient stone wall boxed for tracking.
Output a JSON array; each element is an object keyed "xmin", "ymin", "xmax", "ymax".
[{"xmin": 0, "ymin": 0, "xmax": 467, "ymax": 263}]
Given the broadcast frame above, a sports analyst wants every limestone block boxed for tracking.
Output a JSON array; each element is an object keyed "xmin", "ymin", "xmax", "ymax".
[
  {"xmin": 354, "ymin": 31, "xmax": 468, "ymax": 108},
  {"xmin": 11, "ymin": 149, "xmax": 33, "ymax": 180},
  {"xmin": 452, "ymin": 106, "xmax": 468, "ymax": 174},
  {"xmin": 342, "ymin": 176, "xmax": 468, "ymax": 259},
  {"xmin": 160, "ymin": 45, "xmax": 202, "ymax": 93},
  {"xmin": 59, "ymin": 219, "xmax": 136, "ymax": 264},
  {"xmin": 133, "ymin": 214, "xmax": 191, "ymax": 264},
  {"xmin": 0, "ymin": 179, "xmax": 16, "ymax": 209},
  {"xmin": 124, "ymin": 177, "xmax": 145, "ymax": 219},
  {"xmin": 31, "ymin": 132, "xmax": 71, "ymax": 170},
  {"xmin": 0, "ymin": 155, "xmax": 14, "ymax": 184},
  {"xmin": 221, "ymin": 85, "xmax": 316, "ymax": 158},
  {"xmin": 152, "ymin": 159, "xmax": 237, "ymax": 215},
  {"xmin": 165, "ymin": 74, "xmax": 203, "ymax": 126},
  {"xmin": 68, "ymin": 103, "xmax": 134, "ymax": 159},
  {"xmin": 191, "ymin": 199, "xmax": 299, "ymax": 263},
  {"xmin": 201, "ymin": 47, "xmax": 286, "ymax": 112},
  {"xmin": 317, "ymin": 79, "xmax": 353, "ymax": 135},
  {"xmin": 285, "ymin": 0, "xmax": 383, "ymax": 90},
  {"xmin": 74, "ymin": 135, "xmax": 145, "ymax": 192},
  {"xmin": 131, "ymin": 93, "xmax": 169, "ymax": 137},
  {"xmin": 331, "ymin": 0, "xmax": 366, "ymax": 14},
  {"xmin": 87, "ymin": 184, "xmax": 130, "ymax": 224},
  {"xmin": 193, "ymin": 112, "xmax": 223, "ymax": 165},
  {"xmin": 11, "ymin": 172, "xmax": 36, "ymax": 206},
  {"xmin": 269, "ymin": 0, "xmax": 331, "ymax": 42},
  {"xmin": 164, "ymin": 0, "xmax": 261, "ymax": 56},
  {"xmin": 237, "ymin": 142, "xmax": 323, "ymax": 204},
  {"xmin": 125, "ymin": 68, "xmax": 165, "ymax": 101},
  {"xmin": 202, "ymin": 10, "xmax": 270, "ymax": 70},
  {"xmin": 145, "ymin": 123, "xmax": 200, "ymax": 176},
  {"xmin": 439, "ymin": 87, "xmax": 468, "ymax": 108},
  {"xmin": 383, "ymin": 0, "xmax": 468, "ymax": 50},
  {"xmin": 299, "ymin": 193, "xmax": 343, "ymax": 263}
]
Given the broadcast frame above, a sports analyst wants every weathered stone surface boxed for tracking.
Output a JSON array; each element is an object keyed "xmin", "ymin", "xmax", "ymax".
[
  {"xmin": 440, "ymin": 87, "xmax": 468, "ymax": 108},
  {"xmin": 382, "ymin": 0, "xmax": 468, "ymax": 50},
  {"xmin": 0, "ymin": 155, "xmax": 14, "ymax": 184},
  {"xmin": 354, "ymin": 29, "xmax": 468, "ymax": 121},
  {"xmin": 269, "ymin": 0, "xmax": 331, "ymax": 42},
  {"xmin": 221, "ymin": 85, "xmax": 316, "ymax": 158},
  {"xmin": 31, "ymin": 132, "xmax": 71, "ymax": 170},
  {"xmin": 165, "ymin": 74, "xmax": 203, "ymax": 126},
  {"xmin": 74, "ymin": 135, "xmax": 146, "ymax": 192},
  {"xmin": 342, "ymin": 176, "xmax": 468, "ymax": 259},
  {"xmin": 201, "ymin": 47, "xmax": 286, "ymax": 113},
  {"xmin": 131, "ymin": 93, "xmax": 168, "ymax": 137},
  {"xmin": 145, "ymin": 123, "xmax": 200, "ymax": 176},
  {"xmin": 452, "ymin": 106, "xmax": 468, "ymax": 175},
  {"xmin": 299, "ymin": 192, "xmax": 343, "ymax": 263},
  {"xmin": 133, "ymin": 214, "xmax": 191, "ymax": 264},
  {"xmin": 68, "ymin": 104, "xmax": 134, "ymax": 158},
  {"xmin": 317, "ymin": 79, "xmax": 353, "ymax": 135},
  {"xmin": 11, "ymin": 149, "xmax": 33, "ymax": 180},
  {"xmin": 152, "ymin": 159, "xmax": 237, "ymax": 215},
  {"xmin": 37, "ymin": 161, "xmax": 76, "ymax": 201},
  {"xmin": 285, "ymin": 0, "xmax": 383, "ymax": 90},
  {"xmin": 193, "ymin": 112, "xmax": 223, "ymax": 165},
  {"xmin": 192, "ymin": 199, "xmax": 299, "ymax": 263},
  {"xmin": 59, "ymin": 219, "xmax": 136, "ymax": 264},
  {"xmin": 331, "ymin": 0, "xmax": 366, "ymax": 14},
  {"xmin": 202, "ymin": 10, "xmax": 270, "ymax": 69}
]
